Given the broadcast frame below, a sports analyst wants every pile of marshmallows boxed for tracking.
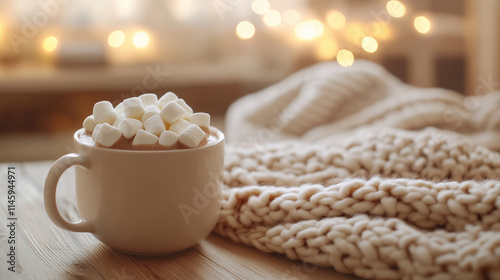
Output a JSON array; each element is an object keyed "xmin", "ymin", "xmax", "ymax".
[{"xmin": 83, "ymin": 92, "xmax": 210, "ymax": 148}]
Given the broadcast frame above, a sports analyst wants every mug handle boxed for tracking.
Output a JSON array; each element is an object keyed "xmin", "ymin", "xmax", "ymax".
[{"xmin": 44, "ymin": 153, "xmax": 94, "ymax": 233}]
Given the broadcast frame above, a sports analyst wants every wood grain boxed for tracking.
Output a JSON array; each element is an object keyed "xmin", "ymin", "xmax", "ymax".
[{"xmin": 0, "ymin": 162, "xmax": 360, "ymax": 280}]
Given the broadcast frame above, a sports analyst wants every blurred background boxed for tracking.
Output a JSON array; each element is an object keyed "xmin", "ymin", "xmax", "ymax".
[{"xmin": 0, "ymin": 0, "xmax": 499, "ymax": 162}]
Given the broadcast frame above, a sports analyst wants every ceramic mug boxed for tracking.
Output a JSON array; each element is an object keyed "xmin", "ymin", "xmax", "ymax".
[{"xmin": 44, "ymin": 127, "xmax": 224, "ymax": 255}]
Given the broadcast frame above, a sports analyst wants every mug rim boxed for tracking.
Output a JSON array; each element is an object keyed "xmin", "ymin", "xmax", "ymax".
[{"xmin": 74, "ymin": 126, "xmax": 224, "ymax": 154}]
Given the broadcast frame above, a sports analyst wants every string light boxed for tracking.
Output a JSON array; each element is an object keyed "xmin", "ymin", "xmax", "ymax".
[
  {"xmin": 361, "ymin": 36, "xmax": 378, "ymax": 53},
  {"xmin": 108, "ymin": 30, "xmax": 125, "ymax": 48},
  {"xmin": 263, "ymin": 10, "xmax": 281, "ymax": 27},
  {"xmin": 251, "ymin": 0, "xmax": 270, "ymax": 15},
  {"xmin": 283, "ymin": 9, "xmax": 300, "ymax": 25},
  {"xmin": 386, "ymin": 0, "xmax": 406, "ymax": 18},
  {"xmin": 133, "ymin": 31, "xmax": 149, "ymax": 48},
  {"xmin": 414, "ymin": 16, "xmax": 431, "ymax": 34},
  {"xmin": 336, "ymin": 49, "xmax": 354, "ymax": 67},
  {"xmin": 43, "ymin": 36, "xmax": 58, "ymax": 52},
  {"xmin": 236, "ymin": 21, "xmax": 255, "ymax": 39},
  {"xmin": 326, "ymin": 10, "xmax": 346, "ymax": 29}
]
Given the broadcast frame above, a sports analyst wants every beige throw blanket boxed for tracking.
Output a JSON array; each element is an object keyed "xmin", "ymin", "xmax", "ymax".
[{"xmin": 216, "ymin": 61, "xmax": 500, "ymax": 279}]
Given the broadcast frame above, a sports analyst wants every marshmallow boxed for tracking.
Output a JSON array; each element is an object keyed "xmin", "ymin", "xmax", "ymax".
[
  {"xmin": 114, "ymin": 102, "xmax": 124, "ymax": 115},
  {"xmin": 113, "ymin": 113, "xmax": 125, "ymax": 127},
  {"xmin": 83, "ymin": 115, "xmax": 97, "ymax": 132},
  {"xmin": 142, "ymin": 105, "xmax": 160, "ymax": 122},
  {"xmin": 92, "ymin": 123, "xmax": 102, "ymax": 140},
  {"xmin": 139, "ymin": 93, "xmax": 158, "ymax": 107},
  {"xmin": 144, "ymin": 115, "xmax": 165, "ymax": 136},
  {"xmin": 160, "ymin": 101, "xmax": 185, "ymax": 124},
  {"xmin": 93, "ymin": 101, "xmax": 118, "ymax": 124},
  {"xmin": 169, "ymin": 119, "xmax": 191, "ymax": 134},
  {"xmin": 132, "ymin": 129, "xmax": 158, "ymax": 146},
  {"xmin": 190, "ymin": 112, "xmax": 210, "ymax": 128},
  {"xmin": 159, "ymin": 130, "xmax": 179, "ymax": 147},
  {"xmin": 179, "ymin": 124, "xmax": 206, "ymax": 148},
  {"xmin": 118, "ymin": 118, "xmax": 143, "ymax": 139},
  {"xmin": 158, "ymin": 92, "xmax": 178, "ymax": 108},
  {"xmin": 123, "ymin": 97, "xmax": 145, "ymax": 120},
  {"xmin": 175, "ymin": 99, "xmax": 193, "ymax": 119},
  {"xmin": 95, "ymin": 123, "xmax": 122, "ymax": 147}
]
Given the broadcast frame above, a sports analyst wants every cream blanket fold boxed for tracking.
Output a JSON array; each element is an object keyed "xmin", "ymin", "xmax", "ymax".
[{"xmin": 217, "ymin": 61, "xmax": 500, "ymax": 279}]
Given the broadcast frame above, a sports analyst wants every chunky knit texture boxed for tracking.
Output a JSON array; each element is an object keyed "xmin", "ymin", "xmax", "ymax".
[{"xmin": 218, "ymin": 61, "xmax": 500, "ymax": 279}]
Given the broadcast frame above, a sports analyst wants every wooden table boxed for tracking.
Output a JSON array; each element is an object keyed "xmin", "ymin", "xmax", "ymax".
[{"xmin": 0, "ymin": 161, "xmax": 360, "ymax": 280}]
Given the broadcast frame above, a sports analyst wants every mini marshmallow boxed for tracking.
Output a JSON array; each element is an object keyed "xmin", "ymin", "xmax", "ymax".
[
  {"xmin": 93, "ymin": 101, "xmax": 118, "ymax": 124},
  {"xmin": 141, "ymin": 105, "xmax": 160, "ymax": 122},
  {"xmin": 179, "ymin": 124, "xmax": 206, "ymax": 148},
  {"xmin": 159, "ymin": 130, "xmax": 179, "ymax": 147},
  {"xmin": 114, "ymin": 102, "xmax": 124, "ymax": 115},
  {"xmin": 160, "ymin": 101, "xmax": 185, "ymax": 124},
  {"xmin": 112, "ymin": 113, "xmax": 125, "ymax": 127},
  {"xmin": 144, "ymin": 115, "xmax": 165, "ymax": 136},
  {"xmin": 118, "ymin": 118, "xmax": 143, "ymax": 139},
  {"xmin": 95, "ymin": 123, "xmax": 122, "ymax": 147},
  {"xmin": 175, "ymin": 99, "xmax": 193, "ymax": 118},
  {"xmin": 123, "ymin": 97, "xmax": 145, "ymax": 120},
  {"xmin": 139, "ymin": 93, "xmax": 158, "ymax": 107},
  {"xmin": 83, "ymin": 115, "xmax": 97, "ymax": 132},
  {"xmin": 190, "ymin": 112, "xmax": 210, "ymax": 128},
  {"xmin": 132, "ymin": 129, "xmax": 158, "ymax": 146},
  {"xmin": 158, "ymin": 92, "xmax": 178, "ymax": 108},
  {"xmin": 92, "ymin": 123, "xmax": 102, "ymax": 140},
  {"xmin": 169, "ymin": 119, "xmax": 191, "ymax": 134}
]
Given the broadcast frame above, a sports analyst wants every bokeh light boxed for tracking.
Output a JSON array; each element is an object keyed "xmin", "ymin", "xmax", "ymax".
[
  {"xmin": 414, "ymin": 16, "xmax": 431, "ymax": 34},
  {"xmin": 108, "ymin": 30, "xmax": 125, "ymax": 48},
  {"xmin": 326, "ymin": 10, "xmax": 346, "ymax": 29},
  {"xmin": 386, "ymin": 0, "xmax": 406, "ymax": 18},
  {"xmin": 361, "ymin": 36, "xmax": 378, "ymax": 53},
  {"xmin": 43, "ymin": 36, "xmax": 58, "ymax": 52},
  {"xmin": 263, "ymin": 10, "xmax": 281, "ymax": 27},
  {"xmin": 336, "ymin": 49, "xmax": 354, "ymax": 67},
  {"xmin": 294, "ymin": 20, "xmax": 324, "ymax": 40},
  {"xmin": 315, "ymin": 37, "xmax": 338, "ymax": 60},
  {"xmin": 283, "ymin": 9, "xmax": 300, "ymax": 25},
  {"xmin": 366, "ymin": 22, "xmax": 392, "ymax": 40},
  {"xmin": 346, "ymin": 22, "xmax": 366, "ymax": 45},
  {"xmin": 236, "ymin": 21, "xmax": 256, "ymax": 40},
  {"xmin": 251, "ymin": 0, "xmax": 270, "ymax": 15},
  {"xmin": 132, "ymin": 31, "xmax": 149, "ymax": 48}
]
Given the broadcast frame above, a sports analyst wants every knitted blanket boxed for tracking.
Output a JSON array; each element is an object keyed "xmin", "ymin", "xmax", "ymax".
[{"xmin": 216, "ymin": 61, "xmax": 500, "ymax": 279}]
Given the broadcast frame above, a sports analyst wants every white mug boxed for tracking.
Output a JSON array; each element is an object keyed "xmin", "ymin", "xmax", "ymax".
[{"xmin": 44, "ymin": 127, "xmax": 224, "ymax": 255}]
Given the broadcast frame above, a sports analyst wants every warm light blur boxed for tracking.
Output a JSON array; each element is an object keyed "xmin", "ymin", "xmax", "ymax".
[
  {"xmin": 43, "ymin": 36, "xmax": 58, "ymax": 52},
  {"xmin": 367, "ymin": 22, "xmax": 392, "ymax": 40},
  {"xmin": 315, "ymin": 37, "xmax": 338, "ymax": 60},
  {"xmin": 336, "ymin": 49, "xmax": 354, "ymax": 67},
  {"xmin": 414, "ymin": 16, "xmax": 431, "ymax": 34},
  {"xmin": 283, "ymin": 9, "xmax": 300, "ymax": 25},
  {"xmin": 326, "ymin": 10, "xmax": 346, "ymax": 30},
  {"xmin": 361, "ymin": 36, "xmax": 378, "ymax": 53},
  {"xmin": 346, "ymin": 23, "xmax": 366, "ymax": 45},
  {"xmin": 132, "ymin": 31, "xmax": 149, "ymax": 48},
  {"xmin": 386, "ymin": 0, "xmax": 406, "ymax": 18},
  {"xmin": 311, "ymin": 20, "xmax": 324, "ymax": 37},
  {"xmin": 263, "ymin": 10, "xmax": 281, "ymax": 27},
  {"xmin": 236, "ymin": 21, "xmax": 256, "ymax": 40},
  {"xmin": 108, "ymin": 30, "xmax": 125, "ymax": 48},
  {"xmin": 294, "ymin": 20, "xmax": 324, "ymax": 40},
  {"xmin": 251, "ymin": 0, "xmax": 270, "ymax": 15}
]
